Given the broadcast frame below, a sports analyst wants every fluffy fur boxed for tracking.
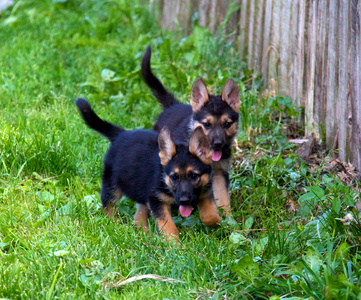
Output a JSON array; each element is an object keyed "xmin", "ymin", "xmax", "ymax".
[
  {"xmin": 76, "ymin": 98, "xmax": 220, "ymax": 238},
  {"xmin": 141, "ymin": 46, "xmax": 241, "ymax": 214}
]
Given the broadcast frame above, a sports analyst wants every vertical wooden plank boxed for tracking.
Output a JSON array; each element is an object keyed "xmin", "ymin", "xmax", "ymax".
[
  {"xmin": 288, "ymin": 0, "xmax": 299, "ymax": 105},
  {"xmin": 326, "ymin": 1, "xmax": 338, "ymax": 149},
  {"xmin": 180, "ymin": 0, "xmax": 195, "ymax": 34},
  {"xmin": 199, "ymin": 0, "xmax": 209, "ymax": 27},
  {"xmin": 253, "ymin": 0, "xmax": 264, "ymax": 70},
  {"xmin": 268, "ymin": 0, "xmax": 281, "ymax": 91},
  {"xmin": 350, "ymin": 0, "xmax": 361, "ymax": 170},
  {"xmin": 209, "ymin": 0, "xmax": 218, "ymax": 34},
  {"xmin": 296, "ymin": 0, "xmax": 306, "ymax": 108},
  {"xmin": 157, "ymin": 0, "xmax": 164, "ymax": 26},
  {"xmin": 229, "ymin": 0, "xmax": 242, "ymax": 36},
  {"xmin": 313, "ymin": 0, "xmax": 328, "ymax": 138},
  {"xmin": 337, "ymin": 0, "xmax": 349, "ymax": 162},
  {"xmin": 261, "ymin": 0, "xmax": 272, "ymax": 88},
  {"xmin": 304, "ymin": 0, "xmax": 317, "ymax": 135},
  {"xmin": 219, "ymin": 0, "xmax": 228, "ymax": 30},
  {"xmin": 289, "ymin": 0, "xmax": 305, "ymax": 109},
  {"xmin": 278, "ymin": 0, "xmax": 292, "ymax": 96},
  {"xmin": 158, "ymin": 0, "xmax": 196, "ymax": 33},
  {"xmin": 359, "ymin": 0, "xmax": 361, "ymax": 166},
  {"xmin": 247, "ymin": 0, "xmax": 256, "ymax": 69},
  {"xmin": 160, "ymin": 0, "xmax": 182, "ymax": 30},
  {"xmin": 239, "ymin": 0, "xmax": 249, "ymax": 60}
]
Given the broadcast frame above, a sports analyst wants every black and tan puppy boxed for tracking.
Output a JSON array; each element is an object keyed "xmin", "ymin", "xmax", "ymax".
[
  {"xmin": 141, "ymin": 46, "xmax": 241, "ymax": 215},
  {"xmin": 76, "ymin": 98, "xmax": 220, "ymax": 238}
]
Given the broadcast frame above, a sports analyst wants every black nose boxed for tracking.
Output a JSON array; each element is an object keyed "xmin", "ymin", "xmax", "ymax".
[
  {"xmin": 213, "ymin": 140, "xmax": 223, "ymax": 149},
  {"xmin": 180, "ymin": 196, "xmax": 190, "ymax": 203}
]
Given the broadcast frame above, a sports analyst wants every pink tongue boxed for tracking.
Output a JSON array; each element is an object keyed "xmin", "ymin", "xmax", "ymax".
[
  {"xmin": 212, "ymin": 150, "xmax": 222, "ymax": 161},
  {"xmin": 179, "ymin": 205, "xmax": 193, "ymax": 217}
]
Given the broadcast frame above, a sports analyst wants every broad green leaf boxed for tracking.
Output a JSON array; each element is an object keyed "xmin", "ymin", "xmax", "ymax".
[
  {"xmin": 299, "ymin": 202, "xmax": 312, "ymax": 218},
  {"xmin": 298, "ymin": 192, "xmax": 315, "ymax": 203},
  {"xmin": 181, "ymin": 215, "xmax": 200, "ymax": 227},
  {"xmin": 223, "ymin": 216, "xmax": 239, "ymax": 227},
  {"xmin": 231, "ymin": 256, "xmax": 260, "ymax": 279},
  {"xmin": 254, "ymin": 236, "xmax": 268, "ymax": 255},
  {"xmin": 229, "ymin": 232, "xmax": 249, "ymax": 245},
  {"xmin": 304, "ymin": 218, "xmax": 330, "ymax": 242},
  {"xmin": 332, "ymin": 197, "xmax": 341, "ymax": 214},
  {"xmin": 306, "ymin": 186, "xmax": 325, "ymax": 200},
  {"xmin": 101, "ymin": 69, "xmax": 116, "ymax": 82},
  {"xmin": 84, "ymin": 195, "xmax": 97, "ymax": 207},
  {"xmin": 36, "ymin": 191, "xmax": 55, "ymax": 203},
  {"xmin": 244, "ymin": 216, "xmax": 254, "ymax": 230},
  {"xmin": 322, "ymin": 175, "xmax": 333, "ymax": 183},
  {"xmin": 37, "ymin": 203, "xmax": 46, "ymax": 213},
  {"xmin": 325, "ymin": 273, "xmax": 354, "ymax": 299},
  {"xmin": 335, "ymin": 242, "xmax": 350, "ymax": 260},
  {"xmin": 57, "ymin": 202, "xmax": 75, "ymax": 215},
  {"xmin": 304, "ymin": 248, "xmax": 322, "ymax": 274},
  {"xmin": 344, "ymin": 194, "xmax": 355, "ymax": 206},
  {"xmin": 33, "ymin": 210, "xmax": 51, "ymax": 227}
]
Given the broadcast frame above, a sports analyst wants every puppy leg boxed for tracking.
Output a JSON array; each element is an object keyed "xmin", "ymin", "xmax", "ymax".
[
  {"xmin": 102, "ymin": 188, "xmax": 122, "ymax": 218},
  {"xmin": 198, "ymin": 193, "xmax": 221, "ymax": 227},
  {"xmin": 134, "ymin": 204, "xmax": 149, "ymax": 233},
  {"xmin": 213, "ymin": 171, "xmax": 231, "ymax": 216},
  {"xmin": 101, "ymin": 165, "xmax": 122, "ymax": 217},
  {"xmin": 150, "ymin": 202, "xmax": 179, "ymax": 239}
]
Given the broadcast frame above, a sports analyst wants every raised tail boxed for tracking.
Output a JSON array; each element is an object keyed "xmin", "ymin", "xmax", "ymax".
[
  {"xmin": 76, "ymin": 98, "xmax": 124, "ymax": 142},
  {"xmin": 141, "ymin": 45, "xmax": 180, "ymax": 109}
]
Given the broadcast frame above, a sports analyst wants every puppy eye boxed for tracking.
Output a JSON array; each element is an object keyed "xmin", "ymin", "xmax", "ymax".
[
  {"xmin": 171, "ymin": 174, "xmax": 179, "ymax": 181},
  {"xmin": 224, "ymin": 121, "xmax": 232, "ymax": 128},
  {"xmin": 202, "ymin": 122, "xmax": 211, "ymax": 129},
  {"xmin": 189, "ymin": 173, "xmax": 199, "ymax": 181}
]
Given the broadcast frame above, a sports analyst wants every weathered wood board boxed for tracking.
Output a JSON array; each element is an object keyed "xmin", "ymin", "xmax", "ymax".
[{"xmin": 152, "ymin": 0, "xmax": 361, "ymax": 171}]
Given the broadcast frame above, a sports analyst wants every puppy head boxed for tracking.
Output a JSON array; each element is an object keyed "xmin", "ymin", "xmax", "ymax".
[
  {"xmin": 190, "ymin": 78, "xmax": 241, "ymax": 162},
  {"xmin": 161, "ymin": 127, "xmax": 213, "ymax": 218}
]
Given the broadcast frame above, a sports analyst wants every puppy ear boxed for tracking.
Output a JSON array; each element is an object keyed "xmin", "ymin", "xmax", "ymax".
[
  {"xmin": 158, "ymin": 128, "xmax": 176, "ymax": 166},
  {"xmin": 191, "ymin": 77, "xmax": 209, "ymax": 112},
  {"xmin": 221, "ymin": 78, "xmax": 241, "ymax": 112},
  {"xmin": 189, "ymin": 127, "xmax": 212, "ymax": 165}
]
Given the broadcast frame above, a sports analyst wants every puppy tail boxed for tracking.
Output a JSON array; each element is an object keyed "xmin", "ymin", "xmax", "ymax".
[
  {"xmin": 76, "ymin": 98, "xmax": 124, "ymax": 142},
  {"xmin": 141, "ymin": 45, "xmax": 180, "ymax": 109}
]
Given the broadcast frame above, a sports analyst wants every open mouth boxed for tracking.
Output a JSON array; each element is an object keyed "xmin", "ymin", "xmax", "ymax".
[
  {"xmin": 212, "ymin": 149, "xmax": 222, "ymax": 162},
  {"xmin": 179, "ymin": 205, "xmax": 194, "ymax": 217}
]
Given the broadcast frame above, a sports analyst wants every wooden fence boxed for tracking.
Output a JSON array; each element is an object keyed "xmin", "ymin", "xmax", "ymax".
[{"xmin": 153, "ymin": 0, "xmax": 361, "ymax": 171}]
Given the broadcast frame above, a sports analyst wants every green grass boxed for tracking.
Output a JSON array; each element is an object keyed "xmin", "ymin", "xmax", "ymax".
[{"xmin": 1, "ymin": 1, "xmax": 361, "ymax": 299}]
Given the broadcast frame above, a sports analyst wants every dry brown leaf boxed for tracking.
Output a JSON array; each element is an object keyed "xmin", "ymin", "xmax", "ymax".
[{"xmin": 286, "ymin": 200, "xmax": 296, "ymax": 213}]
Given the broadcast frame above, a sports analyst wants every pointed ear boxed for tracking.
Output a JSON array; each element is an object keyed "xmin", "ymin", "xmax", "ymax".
[
  {"xmin": 189, "ymin": 127, "xmax": 212, "ymax": 165},
  {"xmin": 222, "ymin": 78, "xmax": 240, "ymax": 112},
  {"xmin": 191, "ymin": 77, "xmax": 209, "ymax": 112},
  {"xmin": 158, "ymin": 128, "xmax": 176, "ymax": 166}
]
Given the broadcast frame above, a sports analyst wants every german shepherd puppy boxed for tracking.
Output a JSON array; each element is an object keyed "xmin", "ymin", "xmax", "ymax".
[
  {"xmin": 76, "ymin": 98, "xmax": 220, "ymax": 238},
  {"xmin": 141, "ymin": 46, "xmax": 241, "ymax": 215}
]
